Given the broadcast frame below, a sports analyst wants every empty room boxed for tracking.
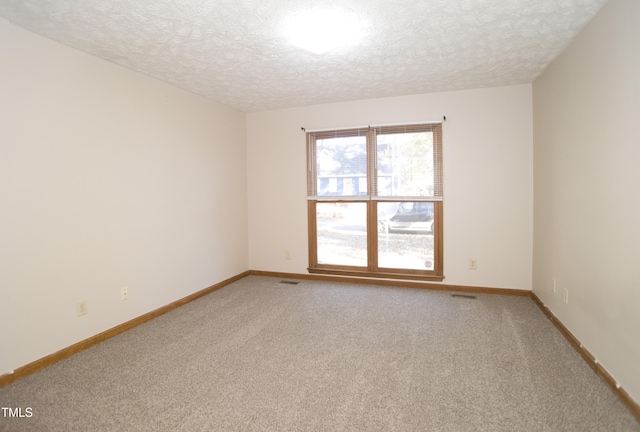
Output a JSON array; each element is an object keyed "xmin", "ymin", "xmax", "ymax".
[{"xmin": 1, "ymin": 0, "xmax": 638, "ymax": 430}]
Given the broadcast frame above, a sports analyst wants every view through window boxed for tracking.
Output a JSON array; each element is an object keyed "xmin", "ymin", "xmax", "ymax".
[{"xmin": 307, "ymin": 123, "xmax": 443, "ymax": 281}]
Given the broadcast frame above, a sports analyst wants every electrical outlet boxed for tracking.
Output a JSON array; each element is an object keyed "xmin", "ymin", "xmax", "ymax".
[
  {"xmin": 552, "ymin": 277, "xmax": 557, "ymax": 293},
  {"xmin": 563, "ymin": 288, "xmax": 569, "ymax": 304},
  {"xmin": 469, "ymin": 259, "xmax": 477, "ymax": 270},
  {"xmin": 285, "ymin": 251, "xmax": 292, "ymax": 260},
  {"xmin": 76, "ymin": 300, "xmax": 87, "ymax": 317},
  {"xmin": 121, "ymin": 286, "xmax": 129, "ymax": 301}
]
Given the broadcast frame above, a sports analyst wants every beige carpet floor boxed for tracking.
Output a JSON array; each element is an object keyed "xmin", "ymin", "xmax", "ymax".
[{"xmin": 1, "ymin": 276, "xmax": 638, "ymax": 431}]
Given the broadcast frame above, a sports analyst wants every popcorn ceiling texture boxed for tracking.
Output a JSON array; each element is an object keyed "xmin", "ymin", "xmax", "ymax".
[{"xmin": 0, "ymin": 0, "xmax": 607, "ymax": 112}]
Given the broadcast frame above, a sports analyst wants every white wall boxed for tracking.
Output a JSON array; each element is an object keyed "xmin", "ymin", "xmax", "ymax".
[
  {"xmin": 533, "ymin": 0, "xmax": 640, "ymax": 402},
  {"xmin": 247, "ymin": 85, "xmax": 533, "ymax": 290},
  {"xmin": 0, "ymin": 18, "xmax": 248, "ymax": 375}
]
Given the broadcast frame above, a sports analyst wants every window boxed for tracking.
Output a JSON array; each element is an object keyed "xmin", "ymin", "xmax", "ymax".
[{"xmin": 306, "ymin": 123, "xmax": 443, "ymax": 281}]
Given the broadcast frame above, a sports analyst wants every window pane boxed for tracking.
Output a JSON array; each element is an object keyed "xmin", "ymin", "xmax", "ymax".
[
  {"xmin": 377, "ymin": 202, "xmax": 434, "ymax": 270},
  {"xmin": 316, "ymin": 136, "xmax": 367, "ymax": 196},
  {"xmin": 316, "ymin": 202, "xmax": 367, "ymax": 266},
  {"xmin": 377, "ymin": 132, "xmax": 434, "ymax": 197}
]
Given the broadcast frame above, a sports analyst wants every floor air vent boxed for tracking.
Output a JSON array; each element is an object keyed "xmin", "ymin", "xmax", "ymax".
[
  {"xmin": 451, "ymin": 293, "xmax": 477, "ymax": 299},
  {"xmin": 279, "ymin": 280, "xmax": 300, "ymax": 285}
]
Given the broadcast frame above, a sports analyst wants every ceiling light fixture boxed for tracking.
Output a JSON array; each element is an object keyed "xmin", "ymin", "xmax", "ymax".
[{"xmin": 284, "ymin": 8, "xmax": 367, "ymax": 55}]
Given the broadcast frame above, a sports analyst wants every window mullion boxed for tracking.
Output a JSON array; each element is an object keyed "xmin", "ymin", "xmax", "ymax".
[
  {"xmin": 367, "ymin": 127, "xmax": 378, "ymax": 272},
  {"xmin": 368, "ymin": 201, "xmax": 379, "ymax": 272}
]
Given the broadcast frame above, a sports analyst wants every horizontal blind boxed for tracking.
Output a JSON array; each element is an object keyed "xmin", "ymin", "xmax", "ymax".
[
  {"xmin": 307, "ymin": 128, "xmax": 369, "ymax": 198},
  {"xmin": 370, "ymin": 123, "xmax": 440, "ymax": 134},
  {"xmin": 433, "ymin": 123, "xmax": 443, "ymax": 198},
  {"xmin": 307, "ymin": 123, "xmax": 442, "ymax": 200},
  {"xmin": 370, "ymin": 123, "xmax": 443, "ymax": 200}
]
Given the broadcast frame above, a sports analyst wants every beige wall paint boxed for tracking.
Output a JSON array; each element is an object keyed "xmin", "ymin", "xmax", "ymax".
[
  {"xmin": 0, "ymin": 19, "xmax": 248, "ymax": 375},
  {"xmin": 533, "ymin": 0, "xmax": 640, "ymax": 402},
  {"xmin": 247, "ymin": 85, "xmax": 533, "ymax": 290}
]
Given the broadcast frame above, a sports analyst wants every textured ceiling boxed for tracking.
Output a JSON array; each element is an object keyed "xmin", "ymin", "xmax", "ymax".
[{"xmin": 0, "ymin": 0, "xmax": 608, "ymax": 112}]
